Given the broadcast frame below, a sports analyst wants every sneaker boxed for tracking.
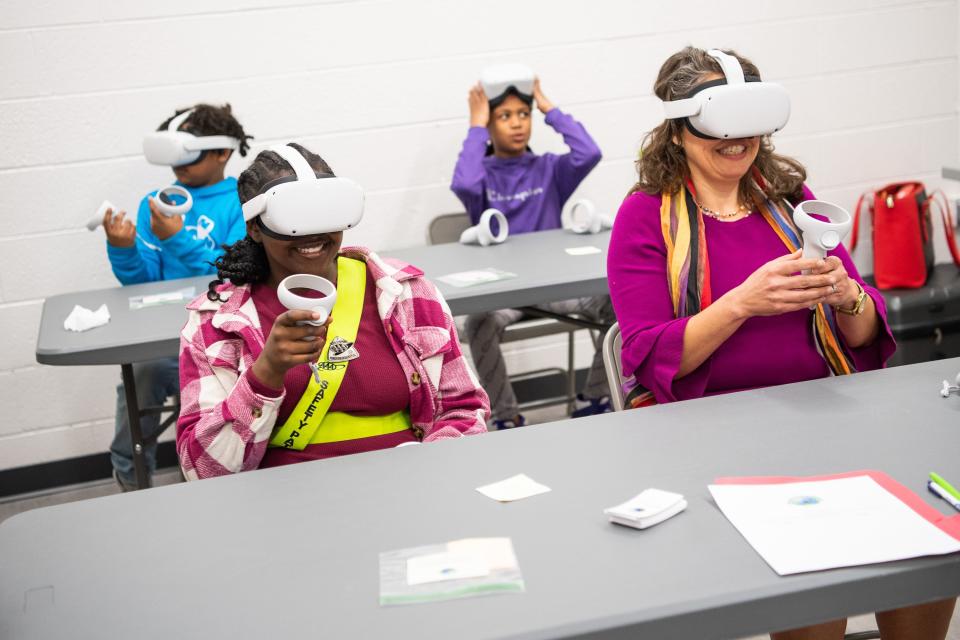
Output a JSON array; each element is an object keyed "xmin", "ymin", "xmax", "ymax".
[
  {"xmin": 493, "ymin": 415, "xmax": 527, "ymax": 430},
  {"xmin": 571, "ymin": 396, "xmax": 612, "ymax": 418},
  {"xmin": 112, "ymin": 468, "xmax": 140, "ymax": 492}
]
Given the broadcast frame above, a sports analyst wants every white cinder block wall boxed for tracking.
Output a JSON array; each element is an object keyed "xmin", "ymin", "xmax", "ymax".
[{"xmin": 1, "ymin": 0, "xmax": 957, "ymax": 472}]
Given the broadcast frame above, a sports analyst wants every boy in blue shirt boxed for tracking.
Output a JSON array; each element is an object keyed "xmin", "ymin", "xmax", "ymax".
[{"xmin": 103, "ymin": 103, "xmax": 252, "ymax": 489}]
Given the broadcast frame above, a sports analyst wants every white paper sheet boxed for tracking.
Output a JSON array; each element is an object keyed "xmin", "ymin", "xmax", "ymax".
[
  {"xmin": 447, "ymin": 537, "xmax": 518, "ymax": 571},
  {"xmin": 564, "ymin": 246, "xmax": 602, "ymax": 256},
  {"xmin": 709, "ymin": 476, "xmax": 960, "ymax": 575},
  {"xmin": 476, "ymin": 473, "xmax": 551, "ymax": 502},
  {"xmin": 435, "ymin": 268, "xmax": 516, "ymax": 288},
  {"xmin": 406, "ymin": 550, "xmax": 490, "ymax": 586}
]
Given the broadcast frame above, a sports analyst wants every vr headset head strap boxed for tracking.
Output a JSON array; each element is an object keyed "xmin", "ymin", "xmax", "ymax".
[
  {"xmin": 167, "ymin": 109, "xmax": 194, "ymax": 132},
  {"xmin": 270, "ymin": 143, "xmax": 319, "ymax": 182},
  {"xmin": 707, "ymin": 49, "xmax": 745, "ymax": 84}
]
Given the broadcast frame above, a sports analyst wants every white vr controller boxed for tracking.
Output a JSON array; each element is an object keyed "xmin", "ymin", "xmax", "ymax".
[
  {"xmin": 151, "ymin": 185, "xmax": 192, "ymax": 217},
  {"xmin": 85, "ymin": 186, "xmax": 192, "ymax": 231},
  {"xmin": 562, "ymin": 199, "xmax": 613, "ymax": 234},
  {"xmin": 85, "ymin": 200, "xmax": 119, "ymax": 231},
  {"xmin": 460, "ymin": 208, "xmax": 509, "ymax": 246},
  {"xmin": 792, "ymin": 200, "xmax": 852, "ymax": 261},
  {"xmin": 277, "ymin": 274, "xmax": 337, "ymax": 326}
]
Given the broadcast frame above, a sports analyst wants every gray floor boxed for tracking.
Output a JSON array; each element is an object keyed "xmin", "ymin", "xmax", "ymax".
[{"xmin": 1, "ymin": 403, "xmax": 957, "ymax": 639}]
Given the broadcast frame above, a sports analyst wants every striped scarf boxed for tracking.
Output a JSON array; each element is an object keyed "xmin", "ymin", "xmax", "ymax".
[{"xmin": 623, "ymin": 181, "xmax": 855, "ymax": 409}]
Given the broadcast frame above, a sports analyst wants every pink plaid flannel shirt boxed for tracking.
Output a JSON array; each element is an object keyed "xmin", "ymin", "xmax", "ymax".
[{"xmin": 176, "ymin": 246, "xmax": 490, "ymax": 480}]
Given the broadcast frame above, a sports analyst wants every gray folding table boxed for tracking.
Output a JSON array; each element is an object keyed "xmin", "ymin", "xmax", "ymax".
[
  {"xmin": 3, "ymin": 358, "xmax": 958, "ymax": 639},
  {"xmin": 34, "ymin": 230, "xmax": 612, "ymax": 488}
]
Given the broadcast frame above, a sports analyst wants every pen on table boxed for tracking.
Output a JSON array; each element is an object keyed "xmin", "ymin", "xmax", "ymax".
[
  {"xmin": 928, "ymin": 481, "xmax": 960, "ymax": 512},
  {"xmin": 929, "ymin": 472, "xmax": 960, "ymax": 502}
]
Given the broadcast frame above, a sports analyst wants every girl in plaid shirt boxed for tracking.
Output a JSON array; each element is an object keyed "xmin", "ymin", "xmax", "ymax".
[{"xmin": 176, "ymin": 143, "xmax": 489, "ymax": 479}]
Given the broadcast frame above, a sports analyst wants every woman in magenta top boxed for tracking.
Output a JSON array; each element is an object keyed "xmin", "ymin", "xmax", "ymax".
[{"xmin": 607, "ymin": 47, "xmax": 954, "ymax": 639}]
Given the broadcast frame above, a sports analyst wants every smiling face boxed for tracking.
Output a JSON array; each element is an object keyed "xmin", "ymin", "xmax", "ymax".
[
  {"xmin": 248, "ymin": 221, "xmax": 344, "ymax": 288},
  {"xmin": 488, "ymin": 94, "xmax": 532, "ymax": 158},
  {"xmin": 680, "ymin": 73, "xmax": 760, "ymax": 189}
]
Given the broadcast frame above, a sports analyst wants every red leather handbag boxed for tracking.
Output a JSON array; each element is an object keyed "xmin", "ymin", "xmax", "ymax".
[{"xmin": 851, "ymin": 182, "xmax": 960, "ymax": 289}]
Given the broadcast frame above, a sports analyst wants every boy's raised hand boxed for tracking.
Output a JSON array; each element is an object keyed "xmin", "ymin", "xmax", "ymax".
[
  {"xmin": 468, "ymin": 83, "xmax": 489, "ymax": 127},
  {"xmin": 148, "ymin": 196, "xmax": 184, "ymax": 240},
  {"xmin": 103, "ymin": 208, "xmax": 136, "ymax": 248},
  {"xmin": 533, "ymin": 78, "xmax": 554, "ymax": 114}
]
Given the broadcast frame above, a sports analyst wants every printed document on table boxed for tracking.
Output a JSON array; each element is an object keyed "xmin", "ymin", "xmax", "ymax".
[{"xmin": 709, "ymin": 475, "xmax": 960, "ymax": 575}]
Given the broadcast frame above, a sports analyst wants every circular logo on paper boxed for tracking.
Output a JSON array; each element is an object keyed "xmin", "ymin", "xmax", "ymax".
[{"xmin": 788, "ymin": 496, "xmax": 822, "ymax": 506}]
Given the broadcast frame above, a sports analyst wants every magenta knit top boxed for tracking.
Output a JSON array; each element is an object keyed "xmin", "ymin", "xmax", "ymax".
[{"xmin": 606, "ymin": 186, "xmax": 896, "ymax": 404}]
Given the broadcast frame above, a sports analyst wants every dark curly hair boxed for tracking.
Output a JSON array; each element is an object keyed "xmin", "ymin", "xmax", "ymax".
[
  {"xmin": 159, "ymin": 103, "xmax": 253, "ymax": 158},
  {"xmin": 206, "ymin": 143, "xmax": 335, "ymax": 301},
  {"xmin": 630, "ymin": 47, "xmax": 805, "ymax": 206}
]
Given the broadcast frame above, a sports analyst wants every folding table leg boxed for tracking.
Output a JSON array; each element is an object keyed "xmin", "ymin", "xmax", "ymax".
[{"xmin": 120, "ymin": 363, "xmax": 149, "ymax": 490}]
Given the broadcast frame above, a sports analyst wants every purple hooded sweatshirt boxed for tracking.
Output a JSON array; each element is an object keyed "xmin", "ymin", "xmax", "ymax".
[
  {"xmin": 450, "ymin": 109, "xmax": 602, "ymax": 232},
  {"xmin": 607, "ymin": 186, "xmax": 896, "ymax": 404}
]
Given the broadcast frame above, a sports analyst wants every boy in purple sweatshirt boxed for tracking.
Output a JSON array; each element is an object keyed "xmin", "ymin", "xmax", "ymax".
[{"xmin": 450, "ymin": 75, "xmax": 613, "ymax": 428}]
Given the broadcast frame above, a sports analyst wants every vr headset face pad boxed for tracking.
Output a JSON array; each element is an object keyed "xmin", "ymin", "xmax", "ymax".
[
  {"xmin": 488, "ymin": 86, "xmax": 534, "ymax": 110},
  {"xmin": 254, "ymin": 173, "xmax": 364, "ymax": 238},
  {"xmin": 681, "ymin": 76, "xmax": 790, "ymax": 140}
]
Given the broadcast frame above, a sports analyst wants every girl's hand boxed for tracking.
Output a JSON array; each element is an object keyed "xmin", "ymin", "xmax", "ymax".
[
  {"xmin": 103, "ymin": 208, "xmax": 137, "ymax": 247},
  {"xmin": 252, "ymin": 310, "xmax": 331, "ymax": 389},
  {"xmin": 532, "ymin": 77, "xmax": 554, "ymax": 114},
  {"xmin": 468, "ymin": 83, "xmax": 489, "ymax": 127}
]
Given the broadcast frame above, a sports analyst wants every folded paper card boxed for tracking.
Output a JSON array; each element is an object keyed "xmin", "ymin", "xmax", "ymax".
[{"xmin": 604, "ymin": 488, "xmax": 687, "ymax": 530}]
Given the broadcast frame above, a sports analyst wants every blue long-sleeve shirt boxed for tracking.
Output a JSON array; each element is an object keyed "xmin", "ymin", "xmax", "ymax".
[
  {"xmin": 450, "ymin": 108, "xmax": 602, "ymax": 233},
  {"xmin": 106, "ymin": 177, "xmax": 245, "ymax": 285}
]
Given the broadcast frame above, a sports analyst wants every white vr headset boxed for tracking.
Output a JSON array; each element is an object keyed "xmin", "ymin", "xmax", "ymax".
[
  {"xmin": 662, "ymin": 49, "xmax": 790, "ymax": 139},
  {"xmin": 460, "ymin": 208, "xmax": 509, "ymax": 246},
  {"xmin": 562, "ymin": 199, "xmax": 613, "ymax": 235},
  {"xmin": 480, "ymin": 64, "xmax": 535, "ymax": 107},
  {"xmin": 241, "ymin": 144, "xmax": 365, "ymax": 238},
  {"xmin": 142, "ymin": 109, "xmax": 241, "ymax": 167}
]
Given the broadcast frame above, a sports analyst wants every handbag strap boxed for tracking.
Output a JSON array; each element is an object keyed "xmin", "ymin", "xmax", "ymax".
[
  {"xmin": 926, "ymin": 189, "xmax": 960, "ymax": 267},
  {"xmin": 849, "ymin": 191, "xmax": 872, "ymax": 253}
]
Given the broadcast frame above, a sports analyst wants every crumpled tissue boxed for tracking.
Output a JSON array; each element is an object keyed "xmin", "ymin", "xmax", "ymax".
[{"xmin": 63, "ymin": 304, "xmax": 110, "ymax": 332}]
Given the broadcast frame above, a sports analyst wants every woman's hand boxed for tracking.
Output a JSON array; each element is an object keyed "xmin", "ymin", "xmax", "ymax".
[
  {"xmin": 468, "ymin": 83, "xmax": 489, "ymax": 127},
  {"xmin": 148, "ymin": 197, "xmax": 184, "ymax": 240},
  {"xmin": 724, "ymin": 250, "xmax": 840, "ymax": 319},
  {"xmin": 103, "ymin": 208, "xmax": 137, "ymax": 247},
  {"xmin": 251, "ymin": 310, "xmax": 331, "ymax": 389},
  {"xmin": 532, "ymin": 77, "xmax": 554, "ymax": 114},
  {"xmin": 809, "ymin": 256, "xmax": 859, "ymax": 310}
]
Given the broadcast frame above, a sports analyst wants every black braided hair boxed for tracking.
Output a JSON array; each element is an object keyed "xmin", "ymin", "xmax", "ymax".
[
  {"xmin": 159, "ymin": 103, "xmax": 253, "ymax": 157},
  {"xmin": 206, "ymin": 143, "xmax": 335, "ymax": 301}
]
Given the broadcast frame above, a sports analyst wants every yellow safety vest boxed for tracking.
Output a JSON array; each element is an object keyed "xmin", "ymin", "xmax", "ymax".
[{"xmin": 269, "ymin": 257, "xmax": 412, "ymax": 450}]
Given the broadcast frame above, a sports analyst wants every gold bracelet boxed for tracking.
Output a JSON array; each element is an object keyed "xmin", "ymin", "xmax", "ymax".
[{"xmin": 835, "ymin": 280, "xmax": 867, "ymax": 316}]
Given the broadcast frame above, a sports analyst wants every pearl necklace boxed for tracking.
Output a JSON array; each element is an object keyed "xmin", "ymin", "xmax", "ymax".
[{"xmin": 695, "ymin": 199, "xmax": 752, "ymax": 220}]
